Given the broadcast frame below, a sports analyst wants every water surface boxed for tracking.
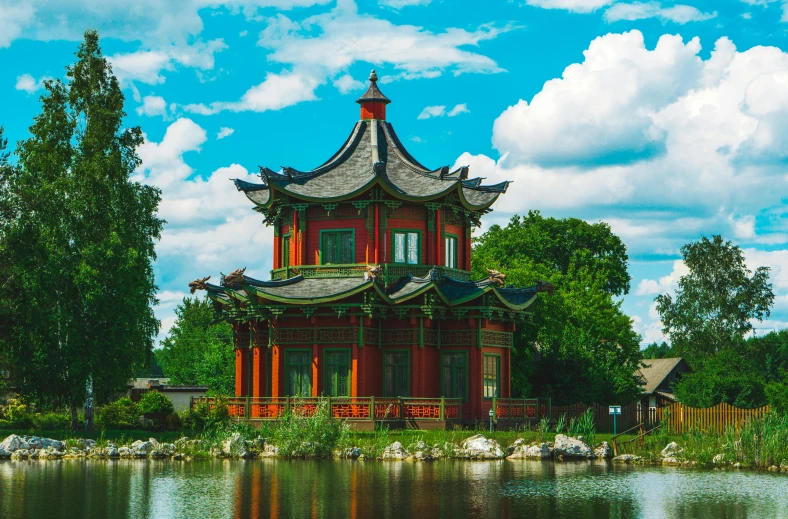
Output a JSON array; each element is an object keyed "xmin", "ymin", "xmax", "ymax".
[{"xmin": 1, "ymin": 460, "xmax": 786, "ymax": 519}]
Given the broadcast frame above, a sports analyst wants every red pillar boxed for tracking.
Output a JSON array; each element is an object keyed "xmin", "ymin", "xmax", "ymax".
[
  {"xmin": 374, "ymin": 204, "xmax": 379, "ymax": 264},
  {"xmin": 252, "ymin": 321, "xmax": 267, "ymax": 398},
  {"xmin": 234, "ymin": 323, "xmax": 250, "ymax": 397},
  {"xmin": 292, "ymin": 209, "xmax": 298, "ymax": 266},
  {"xmin": 271, "ymin": 343, "xmax": 281, "ymax": 398},
  {"xmin": 312, "ymin": 343, "xmax": 320, "ymax": 397},
  {"xmin": 436, "ymin": 209, "xmax": 442, "ymax": 266},
  {"xmin": 351, "ymin": 342, "xmax": 359, "ymax": 397}
]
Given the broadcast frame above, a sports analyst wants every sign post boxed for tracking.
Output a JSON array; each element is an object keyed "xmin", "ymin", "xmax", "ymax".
[{"xmin": 609, "ymin": 405, "xmax": 622, "ymax": 435}]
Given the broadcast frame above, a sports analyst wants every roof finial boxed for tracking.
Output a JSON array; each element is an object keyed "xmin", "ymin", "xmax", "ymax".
[{"xmin": 369, "ymin": 69, "xmax": 378, "ymax": 83}]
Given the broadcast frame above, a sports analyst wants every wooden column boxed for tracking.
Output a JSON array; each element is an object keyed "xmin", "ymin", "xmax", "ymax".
[
  {"xmin": 351, "ymin": 342, "xmax": 360, "ymax": 397},
  {"xmin": 312, "ymin": 343, "xmax": 320, "ymax": 397},
  {"xmin": 374, "ymin": 204, "xmax": 380, "ymax": 264},
  {"xmin": 292, "ymin": 209, "xmax": 298, "ymax": 266},
  {"xmin": 252, "ymin": 320, "xmax": 267, "ymax": 398},
  {"xmin": 436, "ymin": 208, "xmax": 442, "ymax": 266},
  {"xmin": 234, "ymin": 322, "xmax": 250, "ymax": 397}
]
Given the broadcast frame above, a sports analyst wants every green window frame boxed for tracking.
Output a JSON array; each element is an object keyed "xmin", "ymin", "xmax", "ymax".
[
  {"xmin": 382, "ymin": 350, "xmax": 410, "ymax": 397},
  {"xmin": 483, "ymin": 354, "xmax": 501, "ymax": 399},
  {"xmin": 285, "ymin": 349, "xmax": 312, "ymax": 397},
  {"xmin": 392, "ymin": 229, "xmax": 421, "ymax": 265},
  {"xmin": 441, "ymin": 351, "xmax": 468, "ymax": 401},
  {"xmin": 281, "ymin": 234, "xmax": 291, "ymax": 268},
  {"xmin": 320, "ymin": 229, "xmax": 355, "ymax": 265},
  {"xmin": 323, "ymin": 348, "xmax": 351, "ymax": 397},
  {"xmin": 445, "ymin": 234, "xmax": 458, "ymax": 269}
]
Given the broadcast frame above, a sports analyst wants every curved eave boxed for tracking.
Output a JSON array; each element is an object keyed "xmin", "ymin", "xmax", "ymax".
[
  {"xmin": 243, "ymin": 280, "xmax": 373, "ymax": 305},
  {"xmin": 383, "ymin": 278, "xmax": 539, "ymax": 310}
]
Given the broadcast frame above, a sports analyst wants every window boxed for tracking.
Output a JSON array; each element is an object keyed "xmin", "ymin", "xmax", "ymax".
[
  {"xmin": 281, "ymin": 234, "xmax": 290, "ymax": 268},
  {"xmin": 321, "ymin": 230, "xmax": 354, "ymax": 264},
  {"xmin": 324, "ymin": 349, "xmax": 351, "ymax": 397},
  {"xmin": 441, "ymin": 351, "xmax": 467, "ymax": 401},
  {"xmin": 445, "ymin": 235, "xmax": 458, "ymax": 268},
  {"xmin": 285, "ymin": 350, "xmax": 312, "ymax": 397},
  {"xmin": 383, "ymin": 351, "xmax": 409, "ymax": 397},
  {"xmin": 393, "ymin": 231, "xmax": 420, "ymax": 265},
  {"xmin": 483, "ymin": 355, "xmax": 501, "ymax": 399}
]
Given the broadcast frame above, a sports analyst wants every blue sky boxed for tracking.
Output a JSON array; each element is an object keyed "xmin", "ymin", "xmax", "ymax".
[{"xmin": 3, "ymin": 0, "xmax": 788, "ymax": 345}]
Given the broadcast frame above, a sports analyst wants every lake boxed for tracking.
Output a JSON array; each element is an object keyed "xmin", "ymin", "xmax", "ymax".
[{"xmin": 1, "ymin": 460, "xmax": 786, "ymax": 519}]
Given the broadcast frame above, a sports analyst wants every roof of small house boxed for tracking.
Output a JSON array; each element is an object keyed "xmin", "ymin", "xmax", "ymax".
[
  {"xmin": 638, "ymin": 357, "xmax": 687, "ymax": 394},
  {"xmin": 129, "ymin": 378, "xmax": 170, "ymax": 390}
]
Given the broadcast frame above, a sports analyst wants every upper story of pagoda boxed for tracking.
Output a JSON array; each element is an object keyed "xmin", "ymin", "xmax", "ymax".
[{"xmin": 232, "ymin": 70, "xmax": 512, "ymax": 281}]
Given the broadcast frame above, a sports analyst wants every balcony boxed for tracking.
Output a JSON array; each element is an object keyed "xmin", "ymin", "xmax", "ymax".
[{"xmin": 270, "ymin": 263, "xmax": 473, "ymax": 283}]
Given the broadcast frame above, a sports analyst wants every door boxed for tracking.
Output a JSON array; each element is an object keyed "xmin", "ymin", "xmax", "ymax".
[
  {"xmin": 324, "ymin": 349, "xmax": 350, "ymax": 397},
  {"xmin": 285, "ymin": 350, "xmax": 312, "ymax": 397},
  {"xmin": 383, "ymin": 351, "xmax": 410, "ymax": 397}
]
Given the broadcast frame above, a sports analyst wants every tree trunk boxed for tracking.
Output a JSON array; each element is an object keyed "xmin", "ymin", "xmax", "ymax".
[
  {"xmin": 84, "ymin": 376, "xmax": 94, "ymax": 432},
  {"xmin": 70, "ymin": 404, "xmax": 79, "ymax": 431}
]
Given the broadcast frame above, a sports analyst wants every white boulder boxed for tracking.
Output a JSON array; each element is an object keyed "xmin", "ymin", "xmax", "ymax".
[
  {"xmin": 381, "ymin": 441, "xmax": 410, "ymax": 460},
  {"xmin": 0, "ymin": 434, "xmax": 28, "ymax": 452},
  {"xmin": 554, "ymin": 435, "xmax": 595, "ymax": 459},
  {"xmin": 507, "ymin": 439, "xmax": 551, "ymax": 459},
  {"xmin": 593, "ymin": 442, "xmax": 611, "ymax": 459}
]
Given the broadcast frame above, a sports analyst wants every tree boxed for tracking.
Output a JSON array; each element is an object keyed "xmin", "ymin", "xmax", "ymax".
[
  {"xmin": 1, "ymin": 31, "xmax": 163, "ymax": 428},
  {"xmin": 472, "ymin": 212, "xmax": 643, "ymax": 405},
  {"xmin": 655, "ymin": 235, "xmax": 774, "ymax": 363},
  {"xmin": 640, "ymin": 341, "xmax": 677, "ymax": 359},
  {"xmin": 158, "ymin": 296, "xmax": 235, "ymax": 395}
]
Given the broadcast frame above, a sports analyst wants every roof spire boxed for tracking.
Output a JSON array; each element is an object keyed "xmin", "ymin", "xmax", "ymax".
[{"xmin": 357, "ymin": 69, "xmax": 390, "ymax": 120}]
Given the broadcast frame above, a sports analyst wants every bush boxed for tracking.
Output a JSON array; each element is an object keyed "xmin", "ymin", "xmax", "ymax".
[
  {"xmin": 32, "ymin": 412, "xmax": 70, "ymax": 430},
  {"xmin": 0, "ymin": 399, "xmax": 33, "ymax": 428},
  {"xmin": 181, "ymin": 396, "xmax": 229, "ymax": 431},
  {"xmin": 98, "ymin": 398, "xmax": 140, "ymax": 429},
  {"xmin": 137, "ymin": 391, "xmax": 174, "ymax": 415},
  {"xmin": 273, "ymin": 398, "xmax": 349, "ymax": 458}
]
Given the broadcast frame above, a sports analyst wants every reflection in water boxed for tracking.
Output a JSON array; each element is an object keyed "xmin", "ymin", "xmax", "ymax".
[{"xmin": 1, "ymin": 459, "xmax": 787, "ymax": 519}]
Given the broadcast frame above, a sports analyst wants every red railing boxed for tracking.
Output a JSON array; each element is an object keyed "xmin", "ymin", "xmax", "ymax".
[
  {"xmin": 191, "ymin": 396, "xmax": 462, "ymax": 422},
  {"xmin": 492, "ymin": 398, "xmax": 551, "ymax": 421}
]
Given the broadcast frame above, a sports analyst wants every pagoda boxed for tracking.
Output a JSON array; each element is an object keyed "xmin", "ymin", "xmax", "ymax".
[{"xmin": 191, "ymin": 71, "xmax": 551, "ymax": 424}]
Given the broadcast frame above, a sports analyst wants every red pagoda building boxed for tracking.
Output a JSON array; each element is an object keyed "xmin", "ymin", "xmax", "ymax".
[{"xmin": 191, "ymin": 71, "xmax": 550, "ymax": 426}]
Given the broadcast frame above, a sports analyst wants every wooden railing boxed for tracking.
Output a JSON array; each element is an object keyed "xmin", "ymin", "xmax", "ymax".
[
  {"xmin": 611, "ymin": 423, "xmax": 660, "ymax": 457},
  {"xmin": 269, "ymin": 263, "xmax": 473, "ymax": 284},
  {"xmin": 662, "ymin": 402, "xmax": 772, "ymax": 434},
  {"xmin": 492, "ymin": 398, "xmax": 551, "ymax": 421},
  {"xmin": 191, "ymin": 396, "xmax": 462, "ymax": 422}
]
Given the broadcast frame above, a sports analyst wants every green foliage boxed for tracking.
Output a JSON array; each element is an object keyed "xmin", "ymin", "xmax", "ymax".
[
  {"xmin": 97, "ymin": 398, "xmax": 140, "ymax": 429},
  {"xmin": 137, "ymin": 391, "xmax": 174, "ymax": 415},
  {"xmin": 538, "ymin": 417, "xmax": 551, "ymax": 433},
  {"xmin": 656, "ymin": 235, "xmax": 773, "ymax": 363},
  {"xmin": 5, "ymin": 399, "xmax": 28, "ymax": 422},
  {"xmin": 181, "ymin": 396, "xmax": 230, "ymax": 431},
  {"xmin": 640, "ymin": 341, "xmax": 678, "ymax": 359},
  {"xmin": 32, "ymin": 412, "xmax": 70, "ymax": 430},
  {"xmin": 0, "ymin": 30, "xmax": 163, "ymax": 422},
  {"xmin": 555, "ymin": 414, "xmax": 567, "ymax": 434},
  {"xmin": 674, "ymin": 349, "xmax": 766, "ymax": 408},
  {"xmin": 472, "ymin": 212, "xmax": 642, "ymax": 405},
  {"xmin": 765, "ymin": 373, "xmax": 788, "ymax": 414},
  {"xmin": 273, "ymin": 398, "xmax": 349, "ymax": 458},
  {"xmin": 158, "ymin": 296, "xmax": 235, "ymax": 394}
]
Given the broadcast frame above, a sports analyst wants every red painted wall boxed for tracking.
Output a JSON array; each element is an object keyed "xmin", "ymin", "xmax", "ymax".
[{"xmin": 305, "ymin": 219, "xmax": 370, "ymax": 265}]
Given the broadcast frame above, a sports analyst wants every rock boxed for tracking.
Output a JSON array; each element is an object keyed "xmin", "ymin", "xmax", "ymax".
[
  {"xmin": 131, "ymin": 440, "xmax": 153, "ymax": 456},
  {"xmin": 554, "ymin": 435, "xmax": 595, "ymax": 459},
  {"xmin": 339, "ymin": 447, "xmax": 362, "ymax": 460},
  {"xmin": 769, "ymin": 465, "xmax": 780, "ymax": 472},
  {"xmin": 456, "ymin": 434, "xmax": 505, "ymax": 460},
  {"xmin": 662, "ymin": 457, "xmax": 681, "ymax": 465},
  {"xmin": 40, "ymin": 438, "xmax": 64, "ymax": 451},
  {"xmin": 780, "ymin": 461, "xmax": 788, "ymax": 472},
  {"xmin": 0, "ymin": 434, "xmax": 28, "ymax": 452},
  {"xmin": 0, "ymin": 448, "xmax": 11, "ymax": 459},
  {"xmin": 381, "ymin": 442, "xmax": 410, "ymax": 460},
  {"xmin": 594, "ymin": 442, "xmax": 612, "ymax": 460},
  {"xmin": 26, "ymin": 437, "xmax": 43, "ymax": 450},
  {"xmin": 77, "ymin": 439, "xmax": 96, "ymax": 450},
  {"xmin": 10, "ymin": 449, "xmax": 29, "ymax": 460},
  {"xmin": 37, "ymin": 448, "xmax": 63, "ymax": 460},
  {"xmin": 118, "ymin": 447, "xmax": 133, "ymax": 459},
  {"xmin": 661, "ymin": 442, "xmax": 682, "ymax": 458},
  {"xmin": 260, "ymin": 444, "xmax": 279, "ymax": 458},
  {"xmin": 107, "ymin": 447, "xmax": 119, "ymax": 458},
  {"xmin": 712, "ymin": 454, "xmax": 726, "ymax": 465},
  {"xmin": 733, "ymin": 462, "xmax": 742, "ymax": 469},
  {"xmin": 172, "ymin": 453, "xmax": 186, "ymax": 461},
  {"xmin": 507, "ymin": 441, "xmax": 551, "ymax": 459},
  {"xmin": 148, "ymin": 438, "xmax": 160, "ymax": 449},
  {"xmin": 221, "ymin": 432, "xmax": 248, "ymax": 458},
  {"xmin": 612, "ymin": 454, "xmax": 642, "ymax": 463},
  {"xmin": 411, "ymin": 441, "xmax": 438, "ymax": 461}
]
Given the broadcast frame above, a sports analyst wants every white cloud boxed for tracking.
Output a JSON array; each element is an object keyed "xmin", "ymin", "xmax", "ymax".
[
  {"xmin": 217, "ymin": 127, "xmax": 235, "ymax": 139},
  {"xmin": 605, "ymin": 2, "xmax": 717, "ymax": 24},
  {"xmin": 333, "ymin": 74, "xmax": 364, "ymax": 94},
  {"xmin": 110, "ymin": 51, "xmax": 173, "ymax": 85},
  {"xmin": 418, "ymin": 103, "xmax": 469, "ymax": 119},
  {"xmin": 448, "ymin": 103, "xmax": 470, "ymax": 116},
  {"xmin": 744, "ymin": 249, "xmax": 788, "ymax": 290},
  {"xmin": 635, "ymin": 261, "xmax": 689, "ymax": 296},
  {"xmin": 14, "ymin": 73, "xmax": 48, "ymax": 94},
  {"xmin": 136, "ymin": 95, "xmax": 169, "ymax": 117},
  {"xmin": 525, "ymin": 0, "xmax": 615, "ymax": 13},
  {"xmin": 418, "ymin": 105, "xmax": 446, "ymax": 119},
  {"xmin": 0, "ymin": 4, "xmax": 34, "ymax": 48},
  {"xmin": 729, "ymin": 214, "xmax": 756, "ymax": 240},
  {"xmin": 379, "ymin": 0, "xmax": 432, "ymax": 7},
  {"xmin": 184, "ymin": 71, "xmax": 320, "ymax": 115}
]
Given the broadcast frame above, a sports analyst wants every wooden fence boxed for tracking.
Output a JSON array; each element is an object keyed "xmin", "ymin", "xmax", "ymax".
[{"xmin": 662, "ymin": 402, "xmax": 772, "ymax": 434}]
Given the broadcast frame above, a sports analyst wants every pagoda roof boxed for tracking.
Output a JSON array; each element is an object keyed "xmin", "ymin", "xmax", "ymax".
[
  {"xmin": 233, "ymin": 119, "xmax": 509, "ymax": 210},
  {"xmin": 206, "ymin": 269, "xmax": 542, "ymax": 312}
]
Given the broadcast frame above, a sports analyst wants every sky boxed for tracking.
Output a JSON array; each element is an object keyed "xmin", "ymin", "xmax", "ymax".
[{"xmin": 2, "ymin": 0, "xmax": 788, "ymax": 347}]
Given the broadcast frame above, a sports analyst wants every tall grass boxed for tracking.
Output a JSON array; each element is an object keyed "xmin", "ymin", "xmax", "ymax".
[{"xmin": 273, "ymin": 398, "xmax": 349, "ymax": 458}]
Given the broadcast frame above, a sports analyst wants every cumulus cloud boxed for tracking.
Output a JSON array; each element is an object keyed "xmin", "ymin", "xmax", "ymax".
[
  {"xmin": 418, "ymin": 103, "xmax": 470, "ymax": 119},
  {"xmin": 635, "ymin": 261, "xmax": 689, "ymax": 296},
  {"xmin": 333, "ymin": 74, "xmax": 364, "ymax": 94},
  {"xmin": 217, "ymin": 127, "xmax": 235, "ymax": 139},
  {"xmin": 136, "ymin": 95, "xmax": 169, "ymax": 117},
  {"xmin": 525, "ymin": 0, "xmax": 615, "ymax": 12},
  {"xmin": 605, "ymin": 2, "xmax": 717, "ymax": 24},
  {"xmin": 379, "ymin": 0, "xmax": 432, "ymax": 7},
  {"xmin": 133, "ymin": 118, "xmax": 275, "ymax": 341},
  {"xmin": 14, "ymin": 73, "xmax": 48, "ymax": 93}
]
